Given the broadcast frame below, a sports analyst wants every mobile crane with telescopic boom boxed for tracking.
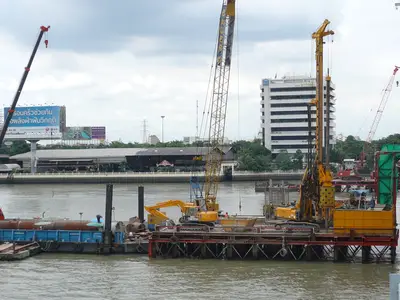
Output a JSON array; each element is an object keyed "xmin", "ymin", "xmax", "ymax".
[{"xmin": 0, "ymin": 26, "xmax": 50, "ymax": 146}]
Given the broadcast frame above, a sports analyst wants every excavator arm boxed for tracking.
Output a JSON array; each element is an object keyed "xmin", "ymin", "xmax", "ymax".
[{"xmin": 144, "ymin": 199, "xmax": 198, "ymax": 221}]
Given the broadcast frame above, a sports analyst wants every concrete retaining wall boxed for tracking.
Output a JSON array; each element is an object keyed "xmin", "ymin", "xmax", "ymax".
[{"xmin": 0, "ymin": 171, "xmax": 303, "ymax": 184}]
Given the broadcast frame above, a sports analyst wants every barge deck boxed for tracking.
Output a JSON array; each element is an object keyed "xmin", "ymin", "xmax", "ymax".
[{"xmin": 149, "ymin": 224, "xmax": 398, "ymax": 263}]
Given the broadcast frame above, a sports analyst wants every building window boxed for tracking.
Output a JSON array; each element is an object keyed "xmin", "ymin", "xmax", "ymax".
[
  {"xmin": 270, "ymin": 87, "xmax": 316, "ymax": 92},
  {"xmin": 271, "ymin": 118, "xmax": 316, "ymax": 123},
  {"xmin": 271, "ymin": 94, "xmax": 315, "ymax": 100}
]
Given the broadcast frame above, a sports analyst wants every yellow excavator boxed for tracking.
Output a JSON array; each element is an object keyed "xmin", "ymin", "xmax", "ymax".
[
  {"xmin": 144, "ymin": 200, "xmax": 218, "ymax": 229},
  {"xmin": 275, "ymin": 19, "xmax": 337, "ymax": 224}
]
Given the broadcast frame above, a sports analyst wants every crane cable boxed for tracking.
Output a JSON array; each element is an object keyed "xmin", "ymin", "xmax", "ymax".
[
  {"xmin": 190, "ymin": 3, "xmax": 221, "ymax": 176},
  {"xmin": 235, "ymin": 0, "xmax": 242, "ymax": 214}
]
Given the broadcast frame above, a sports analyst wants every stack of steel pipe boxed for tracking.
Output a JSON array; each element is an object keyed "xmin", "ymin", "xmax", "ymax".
[{"xmin": 0, "ymin": 219, "xmax": 100, "ymax": 231}]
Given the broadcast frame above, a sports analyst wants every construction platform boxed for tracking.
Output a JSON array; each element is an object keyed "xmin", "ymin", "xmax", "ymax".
[
  {"xmin": 0, "ymin": 242, "xmax": 41, "ymax": 261},
  {"xmin": 148, "ymin": 224, "xmax": 398, "ymax": 264},
  {"xmin": 0, "ymin": 229, "xmax": 149, "ymax": 256}
]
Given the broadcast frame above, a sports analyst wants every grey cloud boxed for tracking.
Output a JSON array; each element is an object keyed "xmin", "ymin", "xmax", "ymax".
[{"xmin": 0, "ymin": 0, "xmax": 325, "ymax": 55}]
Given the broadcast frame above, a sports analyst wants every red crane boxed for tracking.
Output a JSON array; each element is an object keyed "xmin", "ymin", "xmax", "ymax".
[
  {"xmin": 359, "ymin": 65, "xmax": 399, "ymax": 168},
  {"xmin": 0, "ymin": 26, "xmax": 50, "ymax": 146}
]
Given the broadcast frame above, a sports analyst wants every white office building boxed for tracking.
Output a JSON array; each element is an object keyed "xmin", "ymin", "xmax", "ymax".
[{"xmin": 260, "ymin": 75, "xmax": 336, "ymax": 155}]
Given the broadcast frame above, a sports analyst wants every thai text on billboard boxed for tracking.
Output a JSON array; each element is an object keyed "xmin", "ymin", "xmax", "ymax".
[
  {"xmin": 3, "ymin": 106, "xmax": 63, "ymax": 140},
  {"xmin": 4, "ymin": 106, "xmax": 61, "ymax": 128}
]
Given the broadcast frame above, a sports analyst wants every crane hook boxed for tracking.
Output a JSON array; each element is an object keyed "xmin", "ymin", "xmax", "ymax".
[{"xmin": 44, "ymin": 40, "xmax": 48, "ymax": 48}]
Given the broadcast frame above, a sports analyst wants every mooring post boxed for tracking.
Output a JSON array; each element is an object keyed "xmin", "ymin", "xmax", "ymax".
[
  {"xmin": 103, "ymin": 183, "xmax": 113, "ymax": 254},
  {"xmin": 138, "ymin": 185, "xmax": 144, "ymax": 223}
]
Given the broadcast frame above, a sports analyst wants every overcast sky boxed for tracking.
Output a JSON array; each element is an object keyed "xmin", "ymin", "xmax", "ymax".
[{"xmin": 0, "ymin": 0, "xmax": 399, "ymax": 143}]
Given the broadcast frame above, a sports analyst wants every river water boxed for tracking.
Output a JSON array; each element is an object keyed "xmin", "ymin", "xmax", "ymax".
[{"xmin": 0, "ymin": 182, "xmax": 397, "ymax": 300}]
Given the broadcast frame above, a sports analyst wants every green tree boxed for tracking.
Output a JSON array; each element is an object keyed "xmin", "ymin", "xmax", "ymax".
[
  {"xmin": 275, "ymin": 150, "xmax": 292, "ymax": 171},
  {"xmin": 9, "ymin": 141, "xmax": 30, "ymax": 156},
  {"xmin": 292, "ymin": 149, "xmax": 304, "ymax": 170},
  {"xmin": 234, "ymin": 139, "xmax": 272, "ymax": 171}
]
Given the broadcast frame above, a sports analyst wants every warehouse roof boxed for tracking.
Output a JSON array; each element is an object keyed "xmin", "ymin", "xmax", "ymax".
[{"xmin": 10, "ymin": 146, "xmax": 233, "ymax": 160}]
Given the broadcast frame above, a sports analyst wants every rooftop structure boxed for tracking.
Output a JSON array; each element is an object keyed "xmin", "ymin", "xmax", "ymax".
[{"xmin": 10, "ymin": 147, "xmax": 235, "ymax": 172}]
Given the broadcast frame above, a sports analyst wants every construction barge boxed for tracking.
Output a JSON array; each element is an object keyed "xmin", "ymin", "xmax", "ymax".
[{"xmin": 148, "ymin": 220, "xmax": 398, "ymax": 263}]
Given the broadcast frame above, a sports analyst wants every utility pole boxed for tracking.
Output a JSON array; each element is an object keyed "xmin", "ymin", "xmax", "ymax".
[
  {"xmin": 142, "ymin": 119, "xmax": 148, "ymax": 144},
  {"xmin": 196, "ymin": 99, "xmax": 199, "ymax": 141},
  {"xmin": 161, "ymin": 115, "xmax": 165, "ymax": 143}
]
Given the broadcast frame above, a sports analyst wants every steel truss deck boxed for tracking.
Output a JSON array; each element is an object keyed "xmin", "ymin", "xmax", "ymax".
[{"xmin": 149, "ymin": 226, "xmax": 398, "ymax": 264}]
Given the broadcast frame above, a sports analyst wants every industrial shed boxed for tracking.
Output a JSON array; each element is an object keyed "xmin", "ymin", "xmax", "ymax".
[{"xmin": 10, "ymin": 147, "xmax": 235, "ymax": 172}]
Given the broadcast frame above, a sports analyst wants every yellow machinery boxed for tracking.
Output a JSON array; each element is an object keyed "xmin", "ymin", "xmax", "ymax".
[
  {"xmin": 144, "ymin": 1, "xmax": 236, "ymax": 229},
  {"xmin": 333, "ymin": 145, "xmax": 399, "ymax": 235},
  {"xmin": 200, "ymin": 0, "xmax": 235, "ymax": 213},
  {"xmin": 275, "ymin": 19, "xmax": 336, "ymax": 223},
  {"xmin": 145, "ymin": 200, "xmax": 218, "ymax": 229}
]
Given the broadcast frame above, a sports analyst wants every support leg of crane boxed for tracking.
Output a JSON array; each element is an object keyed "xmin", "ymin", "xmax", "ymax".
[
  {"xmin": 226, "ymin": 244, "xmax": 233, "ymax": 260},
  {"xmin": 362, "ymin": 246, "xmax": 371, "ymax": 264},
  {"xmin": 391, "ymin": 246, "xmax": 396, "ymax": 264},
  {"xmin": 148, "ymin": 240, "xmax": 157, "ymax": 258},
  {"xmin": 333, "ymin": 246, "xmax": 347, "ymax": 262},
  {"xmin": 200, "ymin": 244, "xmax": 207, "ymax": 259},
  {"xmin": 252, "ymin": 244, "xmax": 259, "ymax": 259},
  {"xmin": 171, "ymin": 244, "xmax": 179, "ymax": 258}
]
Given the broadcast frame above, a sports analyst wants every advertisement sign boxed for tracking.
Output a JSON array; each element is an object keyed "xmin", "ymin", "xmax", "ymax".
[
  {"xmin": 91, "ymin": 126, "xmax": 106, "ymax": 140},
  {"xmin": 4, "ymin": 106, "xmax": 64, "ymax": 140},
  {"xmin": 63, "ymin": 127, "xmax": 92, "ymax": 140},
  {"xmin": 62, "ymin": 126, "xmax": 106, "ymax": 140}
]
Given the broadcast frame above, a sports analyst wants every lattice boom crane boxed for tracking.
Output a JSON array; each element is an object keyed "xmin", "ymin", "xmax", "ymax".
[
  {"xmin": 203, "ymin": 0, "xmax": 236, "ymax": 211},
  {"xmin": 360, "ymin": 66, "xmax": 399, "ymax": 167}
]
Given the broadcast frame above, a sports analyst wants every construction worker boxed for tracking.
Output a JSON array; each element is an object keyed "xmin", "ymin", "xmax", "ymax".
[{"xmin": 96, "ymin": 214, "xmax": 102, "ymax": 223}]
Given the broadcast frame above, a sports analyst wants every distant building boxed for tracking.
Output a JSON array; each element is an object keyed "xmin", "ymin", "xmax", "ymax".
[
  {"xmin": 260, "ymin": 75, "xmax": 336, "ymax": 155},
  {"xmin": 10, "ymin": 147, "xmax": 236, "ymax": 173},
  {"xmin": 182, "ymin": 136, "xmax": 232, "ymax": 145},
  {"xmin": 148, "ymin": 135, "xmax": 160, "ymax": 145}
]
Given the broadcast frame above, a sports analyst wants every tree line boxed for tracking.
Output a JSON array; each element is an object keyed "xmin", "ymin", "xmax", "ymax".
[{"xmin": 2, "ymin": 134, "xmax": 398, "ymax": 172}]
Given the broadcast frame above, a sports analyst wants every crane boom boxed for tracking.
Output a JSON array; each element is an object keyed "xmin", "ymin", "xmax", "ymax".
[
  {"xmin": 0, "ymin": 26, "xmax": 50, "ymax": 146},
  {"xmin": 360, "ymin": 66, "xmax": 399, "ymax": 166},
  {"xmin": 275, "ymin": 19, "xmax": 335, "ymax": 222},
  {"xmin": 311, "ymin": 19, "xmax": 334, "ymax": 164},
  {"xmin": 203, "ymin": 0, "xmax": 235, "ymax": 211}
]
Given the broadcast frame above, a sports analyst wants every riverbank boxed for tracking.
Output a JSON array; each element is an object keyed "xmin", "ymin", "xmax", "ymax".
[{"xmin": 0, "ymin": 171, "xmax": 303, "ymax": 184}]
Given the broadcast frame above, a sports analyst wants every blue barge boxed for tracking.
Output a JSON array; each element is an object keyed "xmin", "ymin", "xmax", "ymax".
[{"xmin": 0, "ymin": 229, "xmax": 148, "ymax": 254}]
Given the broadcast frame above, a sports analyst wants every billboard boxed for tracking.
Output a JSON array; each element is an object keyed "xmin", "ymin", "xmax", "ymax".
[
  {"xmin": 3, "ymin": 106, "xmax": 64, "ymax": 140},
  {"xmin": 91, "ymin": 126, "xmax": 106, "ymax": 140},
  {"xmin": 62, "ymin": 126, "xmax": 106, "ymax": 140}
]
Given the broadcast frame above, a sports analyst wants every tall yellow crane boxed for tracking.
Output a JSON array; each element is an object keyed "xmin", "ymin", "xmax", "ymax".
[
  {"xmin": 199, "ymin": 0, "xmax": 236, "ymax": 212},
  {"xmin": 275, "ymin": 19, "xmax": 336, "ymax": 222},
  {"xmin": 146, "ymin": 1, "xmax": 236, "ymax": 229}
]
